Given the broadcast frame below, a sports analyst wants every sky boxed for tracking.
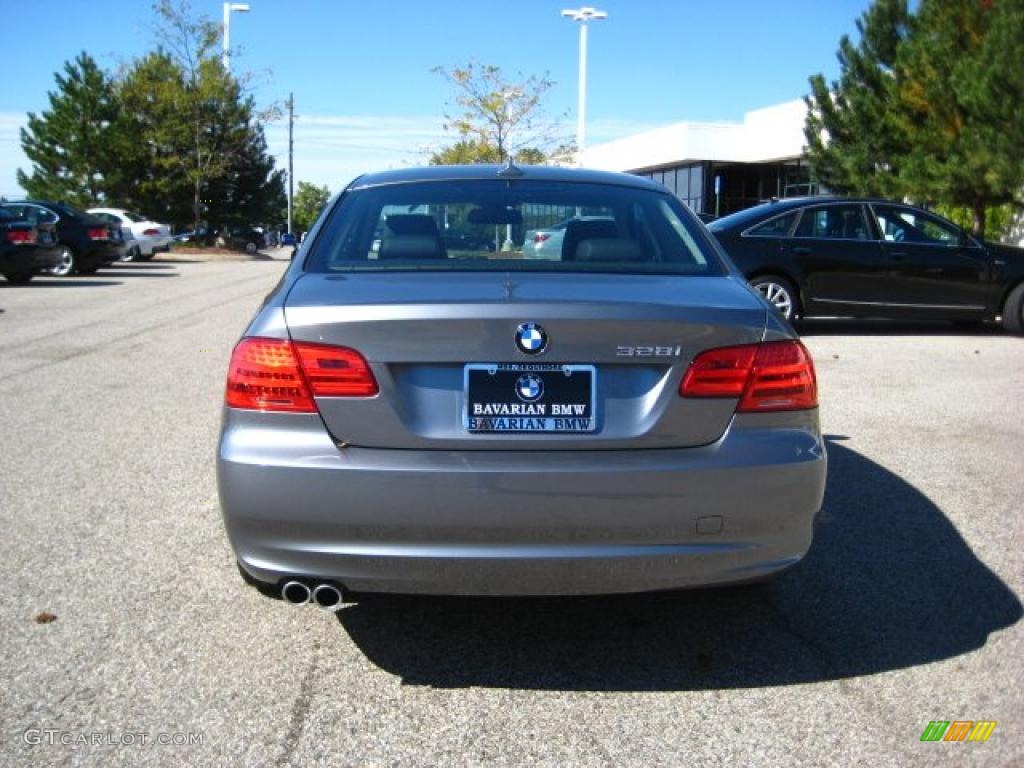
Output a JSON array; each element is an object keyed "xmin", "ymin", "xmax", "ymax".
[{"xmin": 0, "ymin": 0, "xmax": 873, "ymax": 200}]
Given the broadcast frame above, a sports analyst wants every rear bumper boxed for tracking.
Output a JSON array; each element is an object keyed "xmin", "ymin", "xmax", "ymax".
[
  {"xmin": 217, "ymin": 410, "xmax": 827, "ymax": 596},
  {"xmin": 80, "ymin": 243, "xmax": 122, "ymax": 267},
  {"xmin": 1, "ymin": 246, "xmax": 61, "ymax": 273},
  {"xmin": 139, "ymin": 236, "xmax": 172, "ymax": 256}
]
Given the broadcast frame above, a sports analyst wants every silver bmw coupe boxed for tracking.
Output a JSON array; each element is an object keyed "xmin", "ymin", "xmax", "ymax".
[{"xmin": 217, "ymin": 164, "xmax": 826, "ymax": 605}]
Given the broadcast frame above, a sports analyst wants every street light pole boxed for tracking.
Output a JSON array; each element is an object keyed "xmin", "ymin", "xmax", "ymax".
[
  {"xmin": 561, "ymin": 6, "xmax": 606, "ymax": 167},
  {"xmin": 222, "ymin": 3, "xmax": 251, "ymax": 71}
]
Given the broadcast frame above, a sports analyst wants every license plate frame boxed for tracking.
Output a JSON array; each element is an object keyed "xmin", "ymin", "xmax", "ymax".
[{"xmin": 464, "ymin": 363, "xmax": 596, "ymax": 433}]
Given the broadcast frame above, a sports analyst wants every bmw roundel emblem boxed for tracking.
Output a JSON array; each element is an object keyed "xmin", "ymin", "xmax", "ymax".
[
  {"xmin": 515, "ymin": 373, "xmax": 544, "ymax": 403},
  {"xmin": 515, "ymin": 322, "xmax": 548, "ymax": 355}
]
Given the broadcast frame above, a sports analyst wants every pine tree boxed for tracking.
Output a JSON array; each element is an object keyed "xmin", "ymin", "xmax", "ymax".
[
  {"xmin": 805, "ymin": 0, "xmax": 1024, "ymax": 238},
  {"xmin": 897, "ymin": 0, "xmax": 1024, "ymax": 236},
  {"xmin": 804, "ymin": 0, "xmax": 912, "ymax": 198},
  {"xmin": 116, "ymin": 51, "xmax": 193, "ymax": 225},
  {"xmin": 17, "ymin": 52, "xmax": 121, "ymax": 207}
]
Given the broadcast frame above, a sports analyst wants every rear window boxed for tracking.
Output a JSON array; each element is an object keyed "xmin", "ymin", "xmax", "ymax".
[{"xmin": 307, "ymin": 180, "xmax": 723, "ymax": 275}]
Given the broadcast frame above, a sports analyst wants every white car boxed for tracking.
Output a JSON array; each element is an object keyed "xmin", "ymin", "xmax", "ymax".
[{"xmin": 86, "ymin": 208, "xmax": 172, "ymax": 261}]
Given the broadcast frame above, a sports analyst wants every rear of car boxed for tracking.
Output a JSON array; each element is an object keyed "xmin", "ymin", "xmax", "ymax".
[
  {"xmin": 87, "ymin": 208, "xmax": 173, "ymax": 260},
  {"xmin": 0, "ymin": 208, "xmax": 60, "ymax": 283},
  {"xmin": 217, "ymin": 166, "xmax": 826, "ymax": 600}
]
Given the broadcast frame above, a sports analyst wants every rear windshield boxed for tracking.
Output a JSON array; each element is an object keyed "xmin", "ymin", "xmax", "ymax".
[{"xmin": 306, "ymin": 180, "xmax": 723, "ymax": 275}]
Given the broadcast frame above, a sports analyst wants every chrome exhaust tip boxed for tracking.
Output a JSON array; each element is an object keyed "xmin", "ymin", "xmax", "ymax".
[
  {"xmin": 281, "ymin": 580, "xmax": 312, "ymax": 605},
  {"xmin": 312, "ymin": 583, "xmax": 344, "ymax": 612}
]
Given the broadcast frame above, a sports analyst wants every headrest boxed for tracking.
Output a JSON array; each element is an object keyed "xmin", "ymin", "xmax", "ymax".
[
  {"xmin": 378, "ymin": 235, "xmax": 445, "ymax": 260},
  {"xmin": 384, "ymin": 214, "xmax": 439, "ymax": 237},
  {"xmin": 574, "ymin": 238, "xmax": 644, "ymax": 262}
]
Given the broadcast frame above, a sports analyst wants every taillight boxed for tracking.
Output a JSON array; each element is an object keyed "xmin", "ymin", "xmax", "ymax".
[
  {"xmin": 143, "ymin": 228, "xmax": 160, "ymax": 236},
  {"xmin": 225, "ymin": 337, "xmax": 378, "ymax": 412},
  {"xmin": 293, "ymin": 342, "xmax": 379, "ymax": 397},
  {"xmin": 533, "ymin": 233, "xmax": 550, "ymax": 243},
  {"xmin": 87, "ymin": 227, "xmax": 108, "ymax": 240},
  {"xmin": 6, "ymin": 229, "xmax": 35, "ymax": 244},
  {"xmin": 680, "ymin": 340, "xmax": 817, "ymax": 412}
]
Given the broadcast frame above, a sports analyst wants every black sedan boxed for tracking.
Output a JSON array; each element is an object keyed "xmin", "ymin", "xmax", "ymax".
[
  {"xmin": 0, "ymin": 207, "xmax": 61, "ymax": 283},
  {"xmin": 708, "ymin": 197, "xmax": 1024, "ymax": 333},
  {"xmin": 0, "ymin": 200, "xmax": 123, "ymax": 276}
]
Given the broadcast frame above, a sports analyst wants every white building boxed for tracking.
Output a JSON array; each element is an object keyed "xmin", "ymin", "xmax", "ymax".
[{"xmin": 581, "ymin": 99, "xmax": 818, "ymax": 216}]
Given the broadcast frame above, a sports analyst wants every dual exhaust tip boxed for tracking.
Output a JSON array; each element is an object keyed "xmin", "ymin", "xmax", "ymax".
[{"xmin": 281, "ymin": 580, "xmax": 344, "ymax": 612}]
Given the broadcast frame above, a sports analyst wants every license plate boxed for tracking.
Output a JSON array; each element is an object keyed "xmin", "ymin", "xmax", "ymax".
[{"xmin": 464, "ymin": 363, "xmax": 596, "ymax": 433}]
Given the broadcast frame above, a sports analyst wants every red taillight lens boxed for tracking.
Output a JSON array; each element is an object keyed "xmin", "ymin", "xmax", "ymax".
[
  {"xmin": 680, "ymin": 340, "xmax": 817, "ymax": 412},
  {"xmin": 87, "ymin": 227, "xmax": 108, "ymax": 240},
  {"xmin": 143, "ymin": 228, "xmax": 160, "ymax": 236},
  {"xmin": 6, "ymin": 229, "xmax": 35, "ymax": 244},
  {"xmin": 680, "ymin": 344, "xmax": 756, "ymax": 397},
  {"xmin": 533, "ymin": 233, "xmax": 550, "ymax": 243},
  {"xmin": 225, "ymin": 337, "xmax": 378, "ymax": 412},
  {"xmin": 226, "ymin": 338, "xmax": 315, "ymax": 412},
  {"xmin": 293, "ymin": 342, "xmax": 379, "ymax": 397}
]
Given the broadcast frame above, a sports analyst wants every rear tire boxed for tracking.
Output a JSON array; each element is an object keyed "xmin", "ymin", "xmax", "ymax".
[
  {"xmin": 750, "ymin": 275, "xmax": 799, "ymax": 320},
  {"xmin": 1003, "ymin": 282, "xmax": 1024, "ymax": 335},
  {"xmin": 50, "ymin": 246, "xmax": 76, "ymax": 277}
]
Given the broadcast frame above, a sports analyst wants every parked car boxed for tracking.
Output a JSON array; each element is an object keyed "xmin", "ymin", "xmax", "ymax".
[
  {"xmin": 281, "ymin": 232, "xmax": 296, "ymax": 247},
  {"xmin": 0, "ymin": 201, "xmax": 123, "ymax": 276},
  {"xmin": 522, "ymin": 215, "xmax": 615, "ymax": 259},
  {"xmin": 708, "ymin": 197, "xmax": 1024, "ymax": 333},
  {"xmin": 221, "ymin": 226, "xmax": 266, "ymax": 254},
  {"xmin": 86, "ymin": 208, "xmax": 172, "ymax": 261},
  {"xmin": 218, "ymin": 164, "xmax": 826, "ymax": 604},
  {"xmin": 0, "ymin": 207, "xmax": 61, "ymax": 283}
]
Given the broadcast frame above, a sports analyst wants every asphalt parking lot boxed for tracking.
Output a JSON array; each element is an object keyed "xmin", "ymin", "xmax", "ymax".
[{"xmin": 1, "ymin": 256, "xmax": 1021, "ymax": 767}]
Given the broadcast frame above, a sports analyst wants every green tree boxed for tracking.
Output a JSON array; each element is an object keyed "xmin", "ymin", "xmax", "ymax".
[
  {"xmin": 896, "ymin": 0, "xmax": 1024, "ymax": 236},
  {"xmin": 17, "ymin": 52, "xmax": 121, "ymax": 207},
  {"xmin": 804, "ymin": 0, "xmax": 912, "ymax": 198},
  {"xmin": 292, "ymin": 181, "xmax": 331, "ymax": 234},
  {"xmin": 153, "ymin": 0, "xmax": 257, "ymax": 231},
  {"xmin": 431, "ymin": 61, "xmax": 572, "ymax": 165},
  {"xmin": 805, "ymin": 0, "xmax": 1024, "ymax": 238},
  {"xmin": 112, "ymin": 1, "xmax": 285, "ymax": 232},
  {"xmin": 115, "ymin": 51, "xmax": 193, "ymax": 224}
]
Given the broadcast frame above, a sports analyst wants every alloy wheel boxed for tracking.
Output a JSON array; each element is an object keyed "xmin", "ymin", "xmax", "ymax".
[
  {"xmin": 50, "ymin": 247, "xmax": 75, "ymax": 277},
  {"xmin": 755, "ymin": 281, "xmax": 794, "ymax": 319}
]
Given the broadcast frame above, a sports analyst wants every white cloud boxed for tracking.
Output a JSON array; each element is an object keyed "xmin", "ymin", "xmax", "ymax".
[{"xmin": 264, "ymin": 114, "xmax": 448, "ymax": 191}]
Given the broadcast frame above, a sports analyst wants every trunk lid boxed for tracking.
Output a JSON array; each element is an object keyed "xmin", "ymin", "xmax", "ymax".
[{"xmin": 283, "ymin": 272, "xmax": 768, "ymax": 450}]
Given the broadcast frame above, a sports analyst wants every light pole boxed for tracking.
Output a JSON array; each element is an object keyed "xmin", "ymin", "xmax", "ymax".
[
  {"xmin": 222, "ymin": 3, "xmax": 251, "ymax": 71},
  {"xmin": 561, "ymin": 6, "xmax": 606, "ymax": 167}
]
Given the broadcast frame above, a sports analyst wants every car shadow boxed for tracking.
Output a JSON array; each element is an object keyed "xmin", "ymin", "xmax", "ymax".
[
  {"xmin": 1, "ymin": 279, "xmax": 123, "ymax": 288},
  {"xmin": 795, "ymin": 318, "xmax": 1004, "ymax": 337},
  {"xmin": 113, "ymin": 262, "xmax": 178, "ymax": 270},
  {"xmin": 95, "ymin": 269, "xmax": 178, "ymax": 278},
  {"xmin": 333, "ymin": 437, "xmax": 1021, "ymax": 690}
]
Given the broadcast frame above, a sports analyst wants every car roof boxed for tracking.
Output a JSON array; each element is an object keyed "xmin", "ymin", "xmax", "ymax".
[
  {"xmin": 2, "ymin": 199, "xmax": 86, "ymax": 217},
  {"xmin": 707, "ymin": 196, "xmax": 913, "ymax": 231},
  {"xmin": 348, "ymin": 164, "xmax": 664, "ymax": 192}
]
